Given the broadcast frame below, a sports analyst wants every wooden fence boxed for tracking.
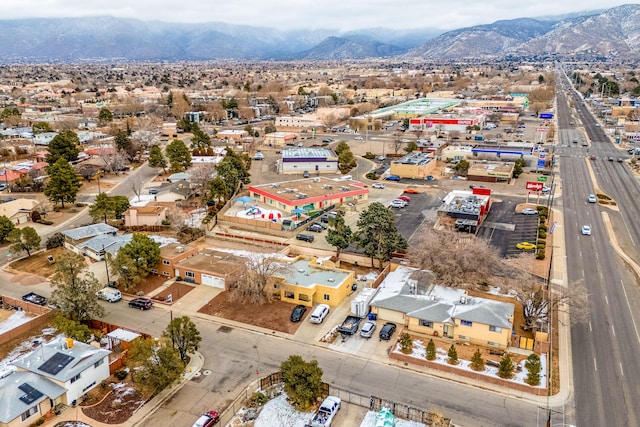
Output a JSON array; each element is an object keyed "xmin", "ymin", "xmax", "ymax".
[{"xmin": 0, "ymin": 296, "xmax": 53, "ymax": 345}]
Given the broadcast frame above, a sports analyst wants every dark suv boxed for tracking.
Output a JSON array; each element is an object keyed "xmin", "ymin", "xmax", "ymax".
[
  {"xmin": 307, "ymin": 223, "xmax": 324, "ymax": 233},
  {"xmin": 128, "ymin": 297, "xmax": 153, "ymax": 310},
  {"xmin": 296, "ymin": 233, "xmax": 314, "ymax": 243},
  {"xmin": 290, "ymin": 305, "xmax": 307, "ymax": 322},
  {"xmin": 379, "ymin": 322, "xmax": 397, "ymax": 340}
]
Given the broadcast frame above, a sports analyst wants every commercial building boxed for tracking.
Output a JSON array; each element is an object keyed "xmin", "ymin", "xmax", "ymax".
[
  {"xmin": 277, "ymin": 147, "xmax": 339, "ymax": 175},
  {"xmin": 389, "ymin": 151, "xmax": 436, "ymax": 179},
  {"xmin": 263, "ymin": 132, "xmax": 298, "ymax": 147},
  {"xmin": 437, "ymin": 188, "xmax": 492, "ymax": 232},
  {"xmin": 408, "ymin": 114, "xmax": 483, "ymax": 133}
]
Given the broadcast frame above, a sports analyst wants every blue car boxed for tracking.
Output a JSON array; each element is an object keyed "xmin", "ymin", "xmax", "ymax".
[{"xmin": 385, "ymin": 175, "xmax": 401, "ymax": 181}]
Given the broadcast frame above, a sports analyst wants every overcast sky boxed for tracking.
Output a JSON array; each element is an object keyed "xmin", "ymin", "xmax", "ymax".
[{"xmin": 0, "ymin": 1, "xmax": 633, "ymax": 31}]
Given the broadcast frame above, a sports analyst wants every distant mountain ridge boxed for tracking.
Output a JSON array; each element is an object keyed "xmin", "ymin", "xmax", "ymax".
[{"xmin": 0, "ymin": 4, "xmax": 638, "ymax": 63}]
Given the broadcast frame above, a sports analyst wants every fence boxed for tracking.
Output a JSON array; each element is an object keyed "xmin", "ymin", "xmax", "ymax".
[
  {"xmin": 219, "ymin": 372, "xmax": 450, "ymax": 426},
  {"xmin": 0, "ymin": 296, "xmax": 53, "ymax": 345}
]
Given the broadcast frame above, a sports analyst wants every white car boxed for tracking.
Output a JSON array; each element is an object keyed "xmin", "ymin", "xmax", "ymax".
[
  {"xmin": 588, "ymin": 194, "xmax": 597, "ymax": 203},
  {"xmin": 521, "ymin": 208, "xmax": 538, "ymax": 215},
  {"xmin": 581, "ymin": 225, "xmax": 592, "ymax": 235},
  {"xmin": 389, "ymin": 199, "xmax": 407, "ymax": 208},
  {"xmin": 371, "ymin": 183, "xmax": 385, "ymax": 189},
  {"xmin": 354, "ymin": 136, "xmax": 364, "ymax": 140},
  {"xmin": 360, "ymin": 320, "xmax": 377, "ymax": 338}
]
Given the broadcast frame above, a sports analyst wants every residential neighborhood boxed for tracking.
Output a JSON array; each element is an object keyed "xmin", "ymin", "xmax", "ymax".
[{"xmin": 0, "ymin": 50, "xmax": 638, "ymax": 427}]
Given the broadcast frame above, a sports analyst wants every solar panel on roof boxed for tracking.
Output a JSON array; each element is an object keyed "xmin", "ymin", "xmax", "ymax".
[
  {"xmin": 18, "ymin": 383, "xmax": 43, "ymax": 404},
  {"xmin": 38, "ymin": 352, "xmax": 74, "ymax": 376}
]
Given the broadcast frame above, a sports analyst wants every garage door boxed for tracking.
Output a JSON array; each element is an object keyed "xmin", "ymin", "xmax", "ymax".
[{"xmin": 201, "ymin": 274, "xmax": 225, "ymax": 289}]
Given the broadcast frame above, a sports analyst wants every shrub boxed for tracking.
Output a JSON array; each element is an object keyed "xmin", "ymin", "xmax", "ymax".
[
  {"xmin": 45, "ymin": 232, "xmax": 65, "ymax": 249},
  {"xmin": 538, "ymin": 231, "xmax": 547, "ymax": 239},
  {"xmin": 246, "ymin": 391, "xmax": 269, "ymax": 407},
  {"xmin": 426, "ymin": 339, "xmax": 436, "ymax": 361},
  {"xmin": 114, "ymin": 369, "xmax": 128, "ymax": 380},
  {"xmin": 536, "ymin": 249, "xmax": 546, "ymax": 260},
  {"xmin": 135, "ymin": 291, "xmax": 145, "ymax": 296},
  {"xmin": 363, "ymin": 152, "xmax": 376, "ymax": 160},
  {"xmin": 470, "ymin": 349, "xmax": 485, "ymax": 371},
  {"xmin": 37, "ymin": 219, "xmax": 54, "ymax": 225},
  {"xmin": 497, "ymin": 354, "xmax": 514, "ymax": 379},
  {"xmin": 176, "ymin": 276, "xmax": 183, "ymax": 281},
  {"xmin": 538, "ymin": 224, "xmax": 548, "ymax": 232},
  {"xmin": 399, "ymin": 332, "xmax": 413, "ymax": 354},
  {"xmin": 365, "ymin": 171, "xmax": 379, "ymax": 180},
  {"xmin": 447, "ymin": 344, "xmax": 459, "ymax": 365},
  {"xmin": 76, "ymin": 202, "xmax": 86, "ymax": 207},
  {"xmin": 525, "ymin": 353, "xmax": 541, "ymax": 386}
]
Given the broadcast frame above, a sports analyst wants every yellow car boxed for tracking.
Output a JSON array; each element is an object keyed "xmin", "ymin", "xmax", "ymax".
[{"xmin": 516, "ymin": 242, "xmax": 537, "ymax": 250}]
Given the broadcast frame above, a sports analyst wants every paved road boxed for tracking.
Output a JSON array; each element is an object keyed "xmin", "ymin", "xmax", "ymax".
[{"xmin": 557, "ymin": 68, "xmax": 640, "ymax": 427}]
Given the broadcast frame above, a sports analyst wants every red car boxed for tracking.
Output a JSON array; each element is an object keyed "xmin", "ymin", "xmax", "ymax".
[
  {"xmin": 398, "ymin": 195, "xmax": 411, "ymax": 202},
  {"xmin": 403, "ymin": 188, "xmax": 419, "ymax": 194},
  {"xmin": 192, "ymin": 411, "xmax": 219, "ymax": 427}
]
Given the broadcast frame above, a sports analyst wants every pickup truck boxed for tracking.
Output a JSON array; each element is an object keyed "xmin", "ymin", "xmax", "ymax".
[
  {"xmin": 337, "ymin": 315, "xmax": 362, "ymax": 335},
  {"xmin": 22, "ymin": 292, "xmax": 47, "ymax": 306},
  {"xmin": 308, "ymin": 396, "xmax": 341, "ymax": 427}
]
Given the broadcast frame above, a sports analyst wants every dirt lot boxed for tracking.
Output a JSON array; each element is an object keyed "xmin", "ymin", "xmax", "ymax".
[
  {"xmin": 152, "ymin": 281, "xmax": 195, "ymax": 303},
  {"xmin": 198, "ymin": 292, "xmax": 305, "ymax": 334},
  {"xmin": 7, "ymin": 247, "xmax": 68, "ymax": 281}
]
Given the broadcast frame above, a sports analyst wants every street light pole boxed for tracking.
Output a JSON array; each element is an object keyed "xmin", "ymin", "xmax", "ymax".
[{"xmin": 103, "ymin": 245, "xmax": 111, "ymax": 286}]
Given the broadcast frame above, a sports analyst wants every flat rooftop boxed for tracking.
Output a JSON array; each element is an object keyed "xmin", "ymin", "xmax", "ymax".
[
  {"xmin": 250, "ymin": 177, "xmax": 367, "ymax": 203},
  {"xmin": 392, "ymin": 151, "xmax": 434, "ymax": 166},
  {"xmin": 282, "ymin": 147, "xmax": 336, "ymax": 160},
  {"xmin": 176, "ymin": 249, "xmax": 246, "ymax": 275},
  {"xmin": 468, "ymin": 161, "xmax": 515, "ymax": 174},
  {"xmin": 275, "ymin": 259, "xmax": 351, "ymax": 289}
]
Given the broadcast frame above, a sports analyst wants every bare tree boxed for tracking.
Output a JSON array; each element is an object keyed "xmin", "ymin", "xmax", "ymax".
[
  {"xmin": 129, "ymin": 175, "xmax": 144, "ymax": 202},
  {"xmin": 228, "ymin": 254, "xmax": 292, "ymax": 305},
  {"xmin": 188, "ymin": 164, "xmax": 217, "ymax": 202},
  {"xmin": 409, "ymin": 228, "xmax": 502, "ymax": 288}
]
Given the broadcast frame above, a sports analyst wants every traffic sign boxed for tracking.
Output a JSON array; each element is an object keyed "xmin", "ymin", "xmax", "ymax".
[
  {"xmin": 526, "ymin": 181, "xmax": 544, "ymax": 191},
  {"xmin": 537, "ymin": 176, "xmax": 548, "ymax": 182}
]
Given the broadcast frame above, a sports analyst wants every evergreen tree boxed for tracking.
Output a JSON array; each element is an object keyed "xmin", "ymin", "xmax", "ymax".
[
  {"xmin": 46, "ymin": 129, "xmax": 80, "ymax": 165},
  {"xmin": 48, "ymin": 252, "xmax": 105, "ymax": 322},
  {"xmin": 399, "ymin": 332, "xmax": 413, "ymax": 354},
  {"xmin": 525, "ymin": 353, "xmax": 541, "ymax": 386},
  {"xmin": 325, "ymin": 214, "xmax": 353, "ymax": 257},
  {"xmin": 129, "ymin": 337, "xmax": 183, "ymax": 396},
  {"xmin": 98, "ymin": 107, "xmax": 113, "ymax": 123},
  {"xmin": 0, "ymin": 215, "xmax": 16, "ymax": 242},
  {"xmin": 470, "ymin": 349, "xmax": 485, "ymax": 371},
  {"xmin": 356, "ymin": 202, "xmax": 408, "ymax": 268},
  {"xmin": 8, "ymin": 227, "xmax": 41, "ymax": 257},
  {"xmin": 166, "ymin": 138, "xmax": 192, "ymax": 172},
  {"xmin": 32, "ymin": 121, "xmax": 53, "ymax": 134},
  {"xmin": 44, "ymin": 158, "xmax": 81, "ymax": 208},
  {"xmin": 111, "ymin": 233, "xmax": 161, "ymax": 290},
  {"xmin": 447, "ymin": 344, "xmax": 459, "ymax": 365},
  {"xmin": 162, "ymin": 316, "xmax": 202, "ymax": 363},
  {"xmin": 280, "ymin": 355, "xmax": 324, "ymax": 411},
  {"xmin": 148, "ymin": 145, "xmax": 167, "ymax": 173},
  {"xmin": 497, "ymin": 354, "xmax": 515, "ymax": 379},
  {"xmin": 426, "ymin": 339, "xmax": 436, "ymax": 361},
  {"xmin": 89, "ymin": 192, "xmax": 115, "ymax": 223}
]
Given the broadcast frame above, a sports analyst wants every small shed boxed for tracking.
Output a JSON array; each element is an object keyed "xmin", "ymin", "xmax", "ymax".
[{"xmin": 107, "ymin": 328, "xmax": 141, "ymax": 352}]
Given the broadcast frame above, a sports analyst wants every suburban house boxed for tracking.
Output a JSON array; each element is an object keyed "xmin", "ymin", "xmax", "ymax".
[
  {"xmin": 154, "ymin": 243, "xmax": 199, "ymax": 278},
  {"xmin": 272, "ymin": 257, "xmax": 355, "ymax": 307},
  {"xmin": 123, "ymin": 205, "xmax": 168, "ymax": 227},
  {"xmin": 10, "ymin": 336, "xmax": 111, "ymax": 417},
  {"xmin": 0, "ymin": 199, "xmax": 40, "ymax": 225},
  {"xmin": 173, "ymin": 249, "xmax": 245, "ymax": 289},
  {"xmin": 62, "ymin": 224, "xmax": 118, "ymax": 255},
  {"xmin": 370, "ymin": 266, "xmax": 515, "ymax": 349},
  {"xmin": 77, "ymin": 233, "xmax": 133, "ymax": 262},
  {"xmin": 0, "ymin": 370, "xmax": 66, "ymax": 427}
]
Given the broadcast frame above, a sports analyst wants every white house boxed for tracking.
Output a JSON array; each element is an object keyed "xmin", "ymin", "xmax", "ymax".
[
  {"xmin": 0, "ymin": 370, "xmax": 66, "ymax": 427},
  {"xmin": 11, "ymin": 336, "xmax": 111, "ymax": 409}
]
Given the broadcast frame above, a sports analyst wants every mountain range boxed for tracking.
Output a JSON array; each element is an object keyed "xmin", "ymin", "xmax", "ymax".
[{"xmin": 0, "ymin": 4, "xmax": 638, "ymax": 63}]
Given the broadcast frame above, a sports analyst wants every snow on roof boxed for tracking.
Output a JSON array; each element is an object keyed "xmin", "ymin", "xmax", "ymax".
[{"xmin": 107, "ymin": 328, "xmax": 140, "ymax": 342}]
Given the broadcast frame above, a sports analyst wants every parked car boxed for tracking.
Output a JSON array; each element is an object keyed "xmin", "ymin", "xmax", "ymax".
[
  {"xmin": 403, "ymin": 188, "xmax": 419, "ymax": 194},
  {"xmin": 588, "ymin": 194, "xmax": 597, "ymax": 203},
  {"xmin": 397, "ymin": 195, "xmax": 410, "ymax": 202},
  {"xmin": 253, "ymin": 151, "xmax": 264, "ymax": 160},
  {"xmin": 307, "ymin": 223, "xmax": 324, "ymax": 233},
  {"xmin": 521, "ymin": 208, "xmax": 538, "ymax": 215},
  {"xmin": 360, "ymin": 320, "xmax": 377, "ymax": 338},
  {"xmin": 192, "ymin": 411, "xmax": 220, "ymax": 427},
  {"xmin": 322, "ymin": 138, "xmax": 334, "ymax": 143},
  {"xmin": 148, "ymin": 188, "xmax": 159, "ymax": 195},
  {"xmin": 581, "ymin": 225, "xmax": 592, "ymax": 236},
  {"xmin": 608, "ymin": 157, "xmax": 614, "ymax": 161},
  {"xmin": 309, "ymin": 304, "xmax": 330, "ymax": 324},
  {"xmin": 128, "ymin": 298, "xmax": 153, "ymax": 310},
  {"xmin": 22, "ymin": 292, "xmax": 47, "ymax": 306},
  {"xmin": 290, "ymin": 304, "xmax": 307, "ymax": 322},
  {"xmin": 296, "ymin": 233, "xmax": 315, "ymax": 243},
  {"xmin": 389, "ymin": 199, "xmax": 407, "ymax": 208},
  {"xmin": 371, "ymin": 183, "xmax": 385, "ymax": 189},
  {"xmin": 516, "ymin": 242, "xmax": 537, "ymax": 250},
  {"xmin": 385, "ymin": 175, "xmax": 401, "ymax": 181},
  {"xmin": 379, "ymin": 322, "xmax": 397, "ymax": 340}
]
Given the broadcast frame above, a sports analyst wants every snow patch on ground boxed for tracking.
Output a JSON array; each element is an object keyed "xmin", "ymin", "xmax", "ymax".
[
  {"xmin": 0, "ymin": 310, "xmax": 34, "ymax": 334},
  {"xmin": 253, "ymin": 394, "xmax": 314, "ymax": 427},
  {"xmin": 392, "ymin": 340, "xmax": 546, "ymax": 387},
  {"xmin": 0, "ymin": 329, "xmax": 59, "ymax": 377},
  {"xmin": 360, "ymin": 410, "xmax": 427, "ymax": 427}
]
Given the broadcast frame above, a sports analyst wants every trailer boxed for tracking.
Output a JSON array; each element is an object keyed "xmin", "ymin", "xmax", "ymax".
[
  {"xmin": 337, "ymin": 315, "xmax": 362, "ymax": 338},
  {"xmin": 22, "ymin": 292, "xmax": 47, "ymax": 306}
]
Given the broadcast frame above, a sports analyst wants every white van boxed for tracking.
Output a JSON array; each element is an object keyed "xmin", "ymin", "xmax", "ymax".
[
  {"xmin": 309, "ymin": 304, "xmax": 330, "ymax": 324},
  {"xmin": 96, "ymin": 287, "xmax": 122, "ymax": 303}
]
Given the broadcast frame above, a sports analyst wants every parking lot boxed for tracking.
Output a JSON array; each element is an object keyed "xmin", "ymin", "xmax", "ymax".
[{"xmin": 476, "ymin": 196, "xmax": 540, "ymax": 257}]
